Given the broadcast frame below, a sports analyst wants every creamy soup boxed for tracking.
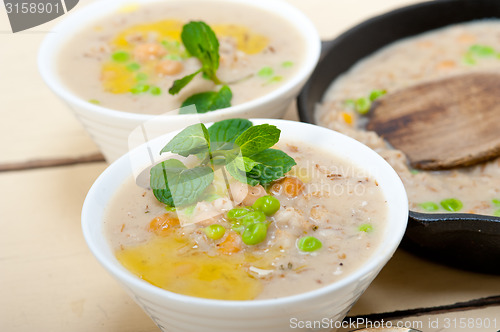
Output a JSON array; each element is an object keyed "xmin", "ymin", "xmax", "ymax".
[
  {"xmin": 58, "ymin": 1, "xmax": 304, "ymax": 114},
  {"xmin": 317, "ymin": 20, "xmax": 500, "ymax": 216},
  {"xmin": 104, "ymin": 141, "xmax": 387, "ymax": 300}
]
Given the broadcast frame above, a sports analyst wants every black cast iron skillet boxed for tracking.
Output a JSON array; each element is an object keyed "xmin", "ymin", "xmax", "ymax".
[{"xmin": 298, "ymin": 0, "xmax": 500, "ymax": 274}]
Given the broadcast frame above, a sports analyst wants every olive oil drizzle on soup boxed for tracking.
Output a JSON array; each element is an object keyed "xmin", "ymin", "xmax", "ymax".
[
  {"xmin": 58, "ymin": 1, "xmax": 304, "ymax": 114},
  {"xmin": 104, "ymin": 141, "xmax": 387, "ymax": 300}
]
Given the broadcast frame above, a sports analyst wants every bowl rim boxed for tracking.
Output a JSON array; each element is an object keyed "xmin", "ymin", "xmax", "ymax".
[
  {"xmin": 81, "ymin": 118, "xmax": 409, "ymax": 309},
  {"xmin": 38, "ymin": 0, "xmax": 321, "ymax": 120}
]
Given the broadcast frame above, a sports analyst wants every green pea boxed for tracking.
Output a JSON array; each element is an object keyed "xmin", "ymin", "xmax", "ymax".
[
  {"xmin": 111, "ymin": 51, "xmax": 130, "ymax": 62},
  {"xmin": 463, "ymin": 52, "xmax": 476, "ymax": 65},
  {"xmin": 161, "ymin": 39, "xmax": 181, "ymax": 51},
  {"xmin": 297, "ymin": 236, "xmax": 322, "ymax": 252},
  {"xmin": 355, "ymin": 97, "xmax": 371, "ymax": 114},
  {"xmin": 136, "ymin": 72, "xmax": 148, "ymax": 81},
  {"xmin": 241, "ymin": 222, "xmax": 268, "ymax": 245},
  {"xmin": 252, "ymin": 195, "xmax": 280, "ymax": 216},
  {"xmin": 410, "ymin": 169, "xmax": 420, "ymax": 175},
  {"xmin": 126, "ymin": 62, "xmax": 140, "ymax": 71},
  {"xmin": 469, "ymin": 44, "xmax": 496, "ymax": 57},
  {"xmin": 282, "ymin": 61, "xmax": 294, "ymax": 68},
  {"xmin": 419, "ymin": 202, "xmax": 439, "ymax": 212},
  {"xmin": 492, "ymin": 199, "xmax": 500, "ymax": 207},
  {"xmin": 204, "ymin": 224, "xmax": 225, "ymax": 240},
  {"xmin": 440, "ymin": 198, "xmax": 463, "ymax": 212},
  {"xmin": 369, "ymin": 89, "xmax": 387, "ymax": 101},
  {"xmin": 231, "ymin": 223, "xmax": 245, "ymax": 234},
  {"xmin": 358, "ymin": 224, "xmax": 373, "ymax": 232},
  {"xmin": 130, "ymin": 84, "xmax": 150, "ymax": 94},
  {"xmin": 183, "ymin": 205, "xmax": 196, "ymax": 216},
  {"xmin": 150, "ymin": 86, "xmax": 162, "ymax": 96},
  {"xmin": 241, "ymin": 211, "xmax": 266, "ymax": 226},
  {"xmin": 494, "ymin": 209, "xmax": 500, "ymax": 217},
  {"xmin": 227, "ymin": 207, "xmax": 253, "ymax": 222},
  {"xmin": 257, "ymin": 66, "xmax": 274, "ymax": 77},
  {"xmin": 165, "ymin": 54, "xmax": 182, "ymax": 61},
  {"xmin": 266, "ymin": 76, "xmax": 283, "ymax": 84}
]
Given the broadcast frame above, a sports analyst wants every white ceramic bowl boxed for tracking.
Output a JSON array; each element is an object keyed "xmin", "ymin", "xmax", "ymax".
[
  {"xmin": 82, "ymin": 119, "xmax": 408, "ymax": 332},
  {"xmin": 38, "ymin": 0, "xmax": 321, "ymax": 162}
]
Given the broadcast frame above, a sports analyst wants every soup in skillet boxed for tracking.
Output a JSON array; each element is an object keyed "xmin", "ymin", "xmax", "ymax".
[{"xmin": 317, "ymin": 20, "xmax": 500, "ymax": 216}]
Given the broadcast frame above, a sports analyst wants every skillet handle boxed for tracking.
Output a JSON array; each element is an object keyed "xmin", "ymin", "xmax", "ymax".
[{"xmin": 320, "ymin": 39, "xmax": 336, "ymax": 60}]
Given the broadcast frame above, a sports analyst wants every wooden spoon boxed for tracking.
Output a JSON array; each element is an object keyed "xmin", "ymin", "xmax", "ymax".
[{"xmin": 366, "ymin": 72, "xmax": 500, "ymax": 170}]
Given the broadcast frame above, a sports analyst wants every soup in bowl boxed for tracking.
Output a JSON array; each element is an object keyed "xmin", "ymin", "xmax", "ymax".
[
  {"xmin": 38, "ymin": 0, "xmax": 320, "ymax": 161},
  {"xmin": 82, "ymin": 119, "xmax": 408, "ymax": 331}
]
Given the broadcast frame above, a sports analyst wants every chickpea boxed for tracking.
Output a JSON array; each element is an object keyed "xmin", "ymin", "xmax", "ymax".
[
  {"xmin": 156, "ymin": 59, "xmax": 184, "ymax": 76},
  {"xmin": 133, "ymin": 43, "xmax": 166, "ymax": 62}
]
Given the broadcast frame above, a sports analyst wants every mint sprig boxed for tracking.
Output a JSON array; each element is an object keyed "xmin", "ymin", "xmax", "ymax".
[
  {"xmin": 168, "ymin": 21, "xmax": 233, "ymax": 113},
  {"xmin": 150, "ymin": 119, "xmax": 296, "ymax": 207},
  {"xmin": 169, "ymin": 21, "xmax": 222, "ymax": 95}
]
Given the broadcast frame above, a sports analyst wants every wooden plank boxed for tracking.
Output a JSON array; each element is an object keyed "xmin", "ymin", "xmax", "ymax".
[{"xmin": 0, "ymin": 153, "xmax": 105, "ymax": 172}]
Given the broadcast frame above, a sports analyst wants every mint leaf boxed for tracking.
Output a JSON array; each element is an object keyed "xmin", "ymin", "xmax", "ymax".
[
  {"xmin": 246, "ymin": 149, "xmax": 296, "ymax": 184},
  {"xmin": 150, "ymin": 159, "xmax": 214, "ymax": 207},
  {"xmin": 150, "ymin": 159, "xmax": 186, "ymax": 206},
  {"xmin": 161, "ymin": 123, "xmax": 210, "ymax": 157},
  {"xmin": 179, "ymin": 85, "xmax": 232, "ymax": 113},
  {"xmin": 169, "ymin": 69, "xmax": 202, "ymax": 95},
  {"xmin": 238, "ymin": 156, "xmax": 259, "ymax": 172},
  {"xmin": 226, "ymin": 156, "xmax": 259, "ymax": 187},
  {"xmin": 235, "ymin": 124, "xmax": 280, "ymax": 156},
  {"xmin": 208, "ymin": 118, "xmax": 253, "ymax": 151},
  {"xmin": 181, "ymin": 21, "xmax": 221, "ymax": 83}
]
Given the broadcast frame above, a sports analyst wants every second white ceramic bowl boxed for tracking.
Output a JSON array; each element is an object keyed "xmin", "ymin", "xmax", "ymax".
[
  {"xmin": 38, "ymin": 0, "xmax": 321, "ymax": 162},
  {"xmin": 82, "ymin": 119, "xmax": 408, "ymax": 332}
]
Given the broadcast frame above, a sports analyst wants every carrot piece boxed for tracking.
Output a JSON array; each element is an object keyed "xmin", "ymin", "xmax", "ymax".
[
  {"xmin": 341, "ymin": 112, "xmax": 353, "ymax": 125},
  {"xmin": 217, "ymin": 232, "xmax": 242, "ymax": 255},
  {"xmin": 272, "ymin": 177, "xmax": 305, "ymax": 198},
  {"xmin": 436, "ymin": 60, "xmax": 456, "ymax": 70},
  {"xmin": 148, "ymin": 213, "xmax": 179, "ymax": 236},
  {"xmin": 458, "ymin": 33, "xmax": 476, "ymax": 44}
]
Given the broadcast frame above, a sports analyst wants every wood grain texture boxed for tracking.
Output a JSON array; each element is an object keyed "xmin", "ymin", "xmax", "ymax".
[
  {"xmin": 367, "ymin": 73, "xmax": 500, "ymax": 170},
  {"xmin": 0, "ymin": 152, "xmax": 105, "ymax": 172}
]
